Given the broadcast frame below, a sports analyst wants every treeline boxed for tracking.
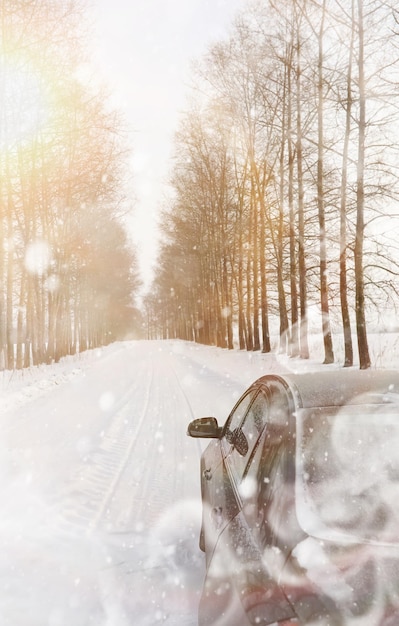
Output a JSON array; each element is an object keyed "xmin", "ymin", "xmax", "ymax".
[
  {"xmin": 146, "ymin": 0, "xmax": 399, "ymax": 368},
  {"xmin": 0, "ymin": 0, "xmax": 141, "ymax": 370}
]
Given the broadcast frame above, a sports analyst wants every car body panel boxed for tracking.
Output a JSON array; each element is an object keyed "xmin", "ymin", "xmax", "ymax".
[{"xmin": 200, "ymin": 438, "xmax": 237, "ymax": 560}]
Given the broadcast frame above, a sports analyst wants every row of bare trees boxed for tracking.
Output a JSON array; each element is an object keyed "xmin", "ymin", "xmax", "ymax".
[
  {"xmin": 146, "ymin": 0, "xmax": 399, "ymax": 368},
  {"xmin": 0, "ymin": 0, "xmax": 140, "ymax": 370}
]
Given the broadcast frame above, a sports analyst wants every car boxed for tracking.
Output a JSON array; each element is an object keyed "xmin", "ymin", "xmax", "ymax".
[{"xmin": 187, "ymin": 369, "xmax": 399, "ymax": 625}]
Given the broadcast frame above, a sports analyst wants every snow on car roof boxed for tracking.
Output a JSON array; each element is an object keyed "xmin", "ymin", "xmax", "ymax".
[{"xmin": 255, "ymin": 369, "xmax": 399, "ymax": 410}]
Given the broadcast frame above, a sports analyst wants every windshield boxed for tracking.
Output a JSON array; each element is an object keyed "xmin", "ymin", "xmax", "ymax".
[{"xmin": 296, "ymin": 403, "xmax": 399, "ymax": 544}]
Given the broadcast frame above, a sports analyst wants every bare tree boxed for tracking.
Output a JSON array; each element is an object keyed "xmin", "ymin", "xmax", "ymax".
[{"xmin": 354, "ymin": 0, "xmax": 371, "ymax": 368}]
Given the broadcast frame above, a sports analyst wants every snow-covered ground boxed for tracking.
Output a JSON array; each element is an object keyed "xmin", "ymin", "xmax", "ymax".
[{"xmin": 0, "ymin": 336, "xmax": 398, "ymax": 625}]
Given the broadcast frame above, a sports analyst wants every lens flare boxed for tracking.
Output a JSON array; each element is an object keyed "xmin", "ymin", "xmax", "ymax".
[{"xmin": 0, "ymin": 54, "xmax": 50, "ymax": 151}]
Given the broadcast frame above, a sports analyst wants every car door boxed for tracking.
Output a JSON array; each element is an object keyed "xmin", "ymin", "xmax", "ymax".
[
  {"xmin": 212, "ymin": 379, "xmax": 301, "ymax": 624},
  {"xmin": 201, "ymin": 387, "xmax": 259, "ymax": 563},
  {"xmin": 204, "ymin": 387, "xmax": 270, "ymax": 569}
]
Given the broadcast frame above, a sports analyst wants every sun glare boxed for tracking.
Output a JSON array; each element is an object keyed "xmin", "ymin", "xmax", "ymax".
[{"xmin": 0, "ymin": 55, "xmax": 49, "ymax": 151}]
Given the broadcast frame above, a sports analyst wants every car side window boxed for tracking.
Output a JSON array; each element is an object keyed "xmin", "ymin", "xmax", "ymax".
[
  {"xmin": 241, "ymin": 385, "xmax": 304, "ymax": 551},
  {"xmin": 222, "ymin": 390, "xmax": 256, "ymax": 455},
  {"xmin": 225, "ymin": 391, "xmax": 269, "ymax": 481}
]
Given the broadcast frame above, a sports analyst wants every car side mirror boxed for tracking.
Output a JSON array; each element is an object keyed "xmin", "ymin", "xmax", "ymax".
[{"xmin": 187, "ymin": 417, "xmax": 222, "ymax": 439}]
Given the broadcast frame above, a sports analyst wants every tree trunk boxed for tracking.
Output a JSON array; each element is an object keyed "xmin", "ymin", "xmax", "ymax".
[
  {"xmin": 339, "ymin": 0, "xmax": 354, "ymax": 367},
  {"xmin": 6, "ymin": 191, "xmax": 14, "ymax": 370},
  {"xmin": 246, "ymin": 252, "xmax": 254, "ymax": 351},
  {"xmin": 237, "ymin": 229, "xmax": 246, "ymax": 350},
  {"xmin": 355, "ymin": 0, "xmax": 371, "ymax": 369},
  {"xmin": 259, "ymin": 206, "xmax": 270, "ymax": 353},
  {"xmin": 287, "ymin": 51, "xmax": 299, "ymax": 356},
  {"xmin": 296, "ymin": 34, "xmax": 309, "ymax": 360},
  {"xmin": 251, "ymin": 175, "xmax": 261, "ymax": 351},
  {"xmin": 317, "ymin": 0, "xmax": 334, "ymax": 364}
]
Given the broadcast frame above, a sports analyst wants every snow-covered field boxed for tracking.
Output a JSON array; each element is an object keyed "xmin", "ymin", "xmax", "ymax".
[{"xmin": 0, "ymin": 336, "xmax": 398, "ymax": 625}]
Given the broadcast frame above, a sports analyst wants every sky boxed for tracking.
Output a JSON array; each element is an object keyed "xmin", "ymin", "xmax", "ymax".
[{"xmin": 88, "ymin": 0, "xmax": 249, "ymax": 289}]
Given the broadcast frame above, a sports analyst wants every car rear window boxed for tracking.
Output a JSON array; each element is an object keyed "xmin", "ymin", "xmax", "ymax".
[{"xmin": 296, "ymin": 403, "xmax": 399, "ymax": 544}]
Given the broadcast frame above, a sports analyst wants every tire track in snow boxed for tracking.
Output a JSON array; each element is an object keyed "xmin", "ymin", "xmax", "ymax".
[
  {"xmin": 54, "ymin": 346, "xmax": 200, "ymax": 534},
  {"xmin": 55, "ymin": 359, "xmax": 154, "ymax": 533},
  {"xmin": 101, "ymin": 351, "xmax": 201, "ymax": 531}
]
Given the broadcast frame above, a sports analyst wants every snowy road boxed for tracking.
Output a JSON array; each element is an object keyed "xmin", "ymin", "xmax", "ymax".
[{"xmin": 1, "ymin": 339, "xmax": 287, "ymax": 626}]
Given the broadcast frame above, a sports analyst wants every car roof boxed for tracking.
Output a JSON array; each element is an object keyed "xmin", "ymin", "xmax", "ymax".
[{"xmin": 256, "ymin": 369, "xmax": 399, "ymax": 409}]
